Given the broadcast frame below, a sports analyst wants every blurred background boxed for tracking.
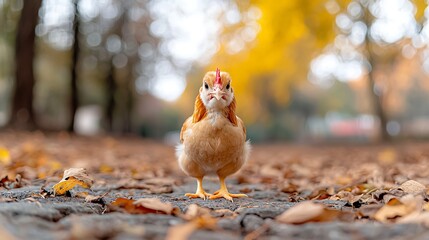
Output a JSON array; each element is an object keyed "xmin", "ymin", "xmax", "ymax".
[{"xmin": 1, "ymin": 0, "xmax": 429, "ymax": 143}]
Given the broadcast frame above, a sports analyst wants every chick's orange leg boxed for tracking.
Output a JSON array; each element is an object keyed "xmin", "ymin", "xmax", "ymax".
[
  {"xmin": 210, "ymin": 177, "xmax": 247, "ymax": 202},
  {"xmin": 185, "ymin": 177, "xmax": 211, "ymax": 200}
]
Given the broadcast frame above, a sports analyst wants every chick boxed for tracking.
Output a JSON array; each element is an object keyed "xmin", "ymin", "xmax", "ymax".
[{"xmin": 176, "ymin": 68, "xmax": 250, "ymax": 201}]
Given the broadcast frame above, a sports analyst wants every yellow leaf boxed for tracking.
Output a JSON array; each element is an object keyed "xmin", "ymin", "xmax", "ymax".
[
  {"xmin": 0, "ymin": 147, "xmax": 11, "ymax": 165},
  {"xmin": 99, "ymin": 164, "xmax": 114, "ymax": 173},
  {"xmin": 377, "ymin": 148, "xmax": 397, "ymax": 165},
  {"xmin": 52, "ymin": 168, "xmax": 93, "ymax": 195}
]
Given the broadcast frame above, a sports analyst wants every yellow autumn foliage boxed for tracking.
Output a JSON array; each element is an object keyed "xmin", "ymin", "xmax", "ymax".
[
  {"xmin": 179, "ymin": 0, "xmax": 352, "ymax": 123},
  {"xmin": 177, "ymin": 0, "xmax": 428, "ymax": 127}
]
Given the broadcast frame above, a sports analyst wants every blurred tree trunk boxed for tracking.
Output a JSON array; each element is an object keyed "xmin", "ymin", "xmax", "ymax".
[
  {"xmin": 105, "ymin": 6, "xmax": 133, "ymax": 134},
  {"xmin": 363, "ymin": 7, "xmax": 390, "ymax": 142},
  {"xmin": 68, "ymin": 0, "xmax": 80, "ymax": 132},
  {"xmin": 119, "ymin": 8, "xmax": 134, "ymax": 134},
  {"xmin": 9, "ymin": 0, "xmax": 42, "ymax": 129},
  {"xmin": 121, "ymin": 68, "xmax": 133, "ymax": 133},
  {"xmin": 365, "ymin": 50, "xmax": 390, "ymax": 142},
  {"xmin": 106, "ymin": 65, "xmax": 116, "ymax": 131}
]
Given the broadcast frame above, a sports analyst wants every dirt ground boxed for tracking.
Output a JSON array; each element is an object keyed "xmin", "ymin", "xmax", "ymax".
[{"xmin": 1, "ymin": 131, "xmax": 429, "ymax": 239}]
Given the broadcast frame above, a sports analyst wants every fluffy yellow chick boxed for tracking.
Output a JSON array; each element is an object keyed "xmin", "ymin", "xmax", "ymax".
[{"xmin": 176, "ymin": 68, "xmax": 250, "ymax": 201}]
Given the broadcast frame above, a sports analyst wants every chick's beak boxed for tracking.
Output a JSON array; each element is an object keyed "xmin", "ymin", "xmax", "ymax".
[{"xmin": 212, "ymin": 87, "xmax": 224, "ymax": 101}]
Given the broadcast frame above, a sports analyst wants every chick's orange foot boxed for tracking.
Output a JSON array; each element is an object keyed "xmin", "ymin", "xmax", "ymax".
[
  {"xmin": 210, "ymin": 189, "xmax": 247, "ymax": 202},
  {"xmin": 184, "ymin": 190, "xmax": 212, "ymax": 200},
  {"xmin": 210, "ymin": 177, "xmax": 247, "ymax": 201},
  {"xmin": 185, "ymin": 177, "xmax": 212, "ymax": 200}
]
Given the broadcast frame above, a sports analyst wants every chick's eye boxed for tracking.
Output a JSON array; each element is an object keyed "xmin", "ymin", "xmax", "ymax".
[
  {"xmin": 226, "ymin": 83, "xmax": 230, "ymax": 90},
  {"xmin": 204, "ymin": 83, "xmax": 209, "ymax": 89}
]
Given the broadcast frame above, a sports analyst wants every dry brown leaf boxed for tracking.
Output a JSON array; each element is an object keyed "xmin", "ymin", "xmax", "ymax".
[
  {"xmin": 212, "ymin": 209, "xmax": 237, "ymax": 219},
  {"xmin": 397, "ymin": 211, "xmax": 429, "ymax": 227},
  {"xmin": 52, "ymin": 168, "xmax": 93, "ymax": 195},
  {"xmin": 399, "ymin": 180, "xmax": 426, "ymax": 194},
  {"xmin": 134, "ymin": 198, "xmax": 178, "ymax": 215},
  {"xmin": 85, "ymin": 192, "xmax": 108, "ymax": 203},
  {"xmin": 0, "ymin": 197, "xmax": 15, "ymax": 203},
  {"xmin": 166, "ymin": 204, "xmax": 217, "ymax": 240},
  {"xmin": 0, "ymin": 225, "xmax": 16, "ymax": 240},
  {"xmin": 166, "ymin": 222, "xmax": 198, "ymax": 240},
  {"xmin": 356, "ymin": 204, "xmax": 383, "ymax": 219},
  {"xmin": 0, "ymin": 175, "xmax": 24, "ymax": 189},
  {"xmin": 143, "ymin": 177, "xmax": 177, "ymax": 186},
  {"xmin": 276, "ymin": 201, "xmax": 340, "ymax": 224},
  {"xmin": 423, "ymin": 202, "xmax": 429, "ymax": 211},
  {"xmin": 374, "ymin": 195, "xmax": 423, "ymax": 222},
  {"xmin": 116, "ymin": 179, "xmax": 173, "ymax": 194},
  {"xmin": 182, "ymin": 204, "xmax": 211, "ymax": 220},
  {"xmin": 244, "ymin": 224, "xmax": 270, "ymax": 240},
  {"xmin": 311, "ymin": 188, "xmax": 335, "ymax": 200},
  {"xmin": 333, "ymin": 190, "xmax": 363, "ymax": 207},
  {"xmin": 0, "ymin": 176, "xmax": 11, "ymax": 189},
  {"xmin": 335, "ymin": 176, "xmax": 353, "ymax": 185},
  {"xmin": 74, "ymin": 192, "xmax": 89, "ymax": 198},
  {"xmin": 109, "ymin": 197, "xmax": 179, "ymax": 215},
  {"xmin": 260, "ymin": 165, "xmax": 282, "ymax": 178},
  {"xmin": 374, "ymin": 204, "xmax": 413, "ymax": 222},
  {"xmin": 372, "ymin": 189, "xmax": 389, "ymax": 201}
]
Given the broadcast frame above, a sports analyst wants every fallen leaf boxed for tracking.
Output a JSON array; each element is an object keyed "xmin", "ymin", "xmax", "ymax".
[
  {"xmin": 244, "ymin": 224, "xmax": 270, "ymax": 240},
  {"xmin": 239, "ymin": 187, "xmax": 252, "ymax": 194},
  {"xmin": 276, "ymin": 201, "xmax": 340, "ymax": 224},
  {"xmin": 74, "ymin": 192, "xmax": 89, "ymax": 198},
  {"xmin": 399, "ymin": 180, "xmax": 426, "ymax": 194},
  {"xmin": 356, "ymin": 204, "xmax": 383, "ymax": 219},
  {"xmin": 85, "ymin": 192, "xmax": 108, "ymax": 204},
  {"xmin": 397, "ymin": 211, "xmax": 429, "ymax": 227},
  {"xmin": 0, "ymin": 175, "xmax": 23, "ymax": 189},
  {"xmin": 99, "ymin": 164, "xmax": 114, "ymax": 173},
  {"xmin": 182, "ymin": 204, "xmax": 211, "ymax": 220},
  {"xmin": 0, "ymin": 197, "xmax": 15, "ymax": 203},
  {"xmin": 109, "ymin": 197, "xmax": 179, "ymax": 215},
  {"xmin": 116, "ymin": 179, "xmax": 173, "ymax": 194},
  {"xmin": 166, "ymin": 204, "xmax": 217, "ymax": 240},
  {"xmin": 374, "ymin": 195, "xmax": 423, "ymax": 222},
  {"xmin": 0, "ymin": 225, "xmax": 16, "ymax": 240},
  {"xmin": 0, "ymin": 176, "xmax": 11, "ymax": 189},
  {"xmin": 52, "ymin": 168, "xmax": 93, "ymax": 195},
  {"xmin": 166, "ymin": 222, "xmax": 198, "ymax": 240},
  {"xmin": 377, "ymin": 148, "xmax": 397, "ymax": 165},
  {"xmin": 134, "ymin": 198, "xmax": 178, "ymax": 215},
  {"xmin": 211, "ymin": 209, "xmax": 237, "ymax": 219},
  {"xmin": 0, "ymin": 147, "xmax": 11, "ymax": 165},
  {"xmin": 38, "ymin": 187, "xmax": 53, "ymax": 198},
  {"xmin": 260, "ymin": 165, "xmax": 282, "ymax": 178},
  {"xmin": 24, "ymin": 197, "xmax": 38, "ymax": 202}
]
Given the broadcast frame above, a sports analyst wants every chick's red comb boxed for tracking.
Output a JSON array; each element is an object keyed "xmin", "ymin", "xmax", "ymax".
[{"xmin": 215, "ymin": 68, "xmax": 222, "ymax": 87}]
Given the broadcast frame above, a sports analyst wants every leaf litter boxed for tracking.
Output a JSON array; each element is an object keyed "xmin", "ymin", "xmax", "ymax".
[{"xmin": 2, "ymin": 132, "xmax": 429, "ymax": 238}]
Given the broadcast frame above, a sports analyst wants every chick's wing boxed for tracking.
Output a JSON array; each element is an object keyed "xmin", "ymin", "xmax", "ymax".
[{"xmin": 180, "ymin": 116, "xmax": 193, "ymax": 143}]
